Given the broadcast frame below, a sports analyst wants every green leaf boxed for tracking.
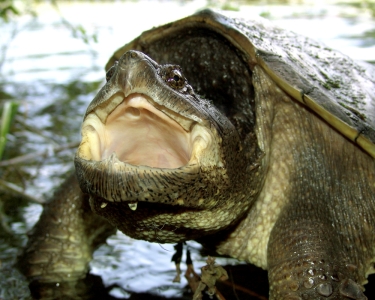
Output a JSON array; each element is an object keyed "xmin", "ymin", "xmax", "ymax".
[
  {"xmin": 0, "ymin": 100, "xmax": 19, "ymax": 160},
  {"xmin": 0, "ymin": 2, "xmax": 20, "ymax": 22}
]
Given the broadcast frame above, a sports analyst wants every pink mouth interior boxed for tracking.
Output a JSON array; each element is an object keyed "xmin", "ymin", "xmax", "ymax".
[{"xmin": 100, "ymin": 94, "xmax": 191, "ymax": 169}]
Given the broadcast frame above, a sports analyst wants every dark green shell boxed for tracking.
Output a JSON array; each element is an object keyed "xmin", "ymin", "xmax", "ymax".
[{"xmin": 106, "ymin": 9, "xmax": 375, "ymax": 158}]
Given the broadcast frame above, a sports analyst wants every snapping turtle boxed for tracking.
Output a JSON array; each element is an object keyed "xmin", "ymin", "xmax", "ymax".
[{"xmin": 19, "ymin": 9, "xmax": 375, "ymax": 300}]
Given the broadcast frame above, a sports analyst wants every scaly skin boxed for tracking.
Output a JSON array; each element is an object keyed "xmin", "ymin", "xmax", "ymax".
[
  {"xmin": 196, "ymin": 66, "xmax": 375, "ymax": 299},
  {"xmin": 252, "ymin": 67, "xmax": 374, "ymax": 299},
  {"xmin": 18, "ymin": 173, "xmax": 115, "ymax": 297},
  {"xmin": 19, "ymin": 11, "xmax": 375, "ymax": 299}
]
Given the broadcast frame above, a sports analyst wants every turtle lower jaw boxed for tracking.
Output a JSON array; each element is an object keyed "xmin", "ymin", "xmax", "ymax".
[{"xmin": 74, "ymin": 152, "xmax": 202, "ymax": 205}]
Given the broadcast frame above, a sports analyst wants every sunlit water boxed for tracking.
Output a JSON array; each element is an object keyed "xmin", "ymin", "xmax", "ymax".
[{"xmin": 1, "ymin": 1, "xmax": 375, "ymax": 299}]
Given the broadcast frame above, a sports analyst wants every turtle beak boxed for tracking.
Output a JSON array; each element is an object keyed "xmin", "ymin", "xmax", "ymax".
[
  {"xmin": 74, "ymin": 51, "xmax": 221, "ymax": 207},
  {"xmin": 77, "ymin": 51, "xmax": 214, "ymax": 170}
]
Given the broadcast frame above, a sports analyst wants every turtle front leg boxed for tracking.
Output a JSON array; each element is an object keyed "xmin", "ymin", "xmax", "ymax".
[
  {"xmin": 267, "ymin": 207, "xmax": 367, "ymax": 300},
  {"xmin": 18, "ymin": 173, "xmax": 115, "ymax": 295}
]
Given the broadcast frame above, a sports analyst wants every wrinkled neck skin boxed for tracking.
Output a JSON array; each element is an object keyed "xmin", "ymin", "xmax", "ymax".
[
  {"xmin": 75, "ymin": 51, "xmax": 263, "ymax": 243},
  {"xmin": 213, "ymin": 66, "xmax": 375, "ymax": 278}
]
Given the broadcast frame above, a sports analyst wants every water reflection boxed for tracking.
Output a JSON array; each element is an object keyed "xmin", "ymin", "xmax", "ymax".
[{"xmin": 1, "ymin": 1, "xmax": 375, "ymax": 299}]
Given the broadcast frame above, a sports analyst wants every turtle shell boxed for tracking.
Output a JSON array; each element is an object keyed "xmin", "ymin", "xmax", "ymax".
[{"xmin": 106, "ymin": 9, "xmax": 375, "ymax": 158}]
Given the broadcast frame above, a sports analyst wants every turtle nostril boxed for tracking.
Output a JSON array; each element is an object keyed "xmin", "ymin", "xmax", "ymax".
[{"xmin": 125, "ymin": 107, "xmax": 141, "ymax": 118}]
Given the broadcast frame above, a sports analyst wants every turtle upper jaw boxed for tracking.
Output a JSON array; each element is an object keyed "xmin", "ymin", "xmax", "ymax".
[{"xmin": 75, "ymin": 51, "xmax": 225, "ymax": 209}]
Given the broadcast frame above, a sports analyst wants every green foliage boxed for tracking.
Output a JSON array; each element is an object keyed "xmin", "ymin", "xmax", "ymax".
[
  {"xmin": 0, "ymin": 101, "xmax": 18, "ymax": 161},
  {"xmin": 0, "ymin": 0, "xmax": 20, "ymax": 22},
  {"xmin": 221, "ymin": 2, "xmax": 240, "ymax": 11},
  {"xmin": 0, "ymin": 0, "xmax": 97, "ymax": 45},
  {"xmin": 345, "ymin": 0, "xmax": 375, "ymax": 18},
  {"xmin": 51, "ymin": 0, "xmax": 98, "ymax": 45}
]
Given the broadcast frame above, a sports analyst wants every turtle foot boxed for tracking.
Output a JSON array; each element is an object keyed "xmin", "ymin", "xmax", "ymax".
[{"xmin": 269, "ymin": 259, "xmax": 367, "ymax": 300}]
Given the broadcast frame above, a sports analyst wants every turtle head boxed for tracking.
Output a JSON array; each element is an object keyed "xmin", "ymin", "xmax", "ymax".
[{"xmin": 74, "ymin": 50, "xmax": 251, "ymax": 242}]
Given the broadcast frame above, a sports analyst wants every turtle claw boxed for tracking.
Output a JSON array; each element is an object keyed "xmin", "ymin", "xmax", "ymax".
[
  {"xmin": 339, "ymin": 279, "xmax": 367, "ymax": 300},
  {"xmin": 268, "ymin": 255, "xmax": 368, "ymax": 300}
]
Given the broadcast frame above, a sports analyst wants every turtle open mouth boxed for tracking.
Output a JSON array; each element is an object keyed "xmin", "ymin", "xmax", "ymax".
[
  {"xmin": 74, "ymin": 50, "xmax": 226, "ymax": 209},
  {"xmin": 102, "ymin": 93, "xmax": 191, "ymax": 169},
  {"xmin": 75, "ymin": 92, "xmax": 215, "ymax": 206},
  {"xmin": 78, "ymin": 92, "xmax": 212, "ymax": 170}
]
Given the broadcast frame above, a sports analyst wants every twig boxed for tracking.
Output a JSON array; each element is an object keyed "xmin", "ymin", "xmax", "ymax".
[
  {"xmin": 220, "ymin": 279, "xmax": 268, "ymax": 300},
  {"xmin": 192, "ymin": 257, "xmax": 228, "ymax": 300},
  {"xmin": 16, "ymin": 118, "xmax": 61, "ymax": 147},
  {"xmin": 0, "ymin": 178, "xmax": 45, "ymax": 204},
  {"xmin": 0, "ymin": 141, "xmax": 79, "ymax": 167}
]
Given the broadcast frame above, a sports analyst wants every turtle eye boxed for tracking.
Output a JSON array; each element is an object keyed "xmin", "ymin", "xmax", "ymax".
[
  {"xmin": 167, "ymin": 70, "xmax": 184, "ymax": 88},
  {"xmin": 159, "ymin": 65, "xmax": 187, "ymax": 90}
]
